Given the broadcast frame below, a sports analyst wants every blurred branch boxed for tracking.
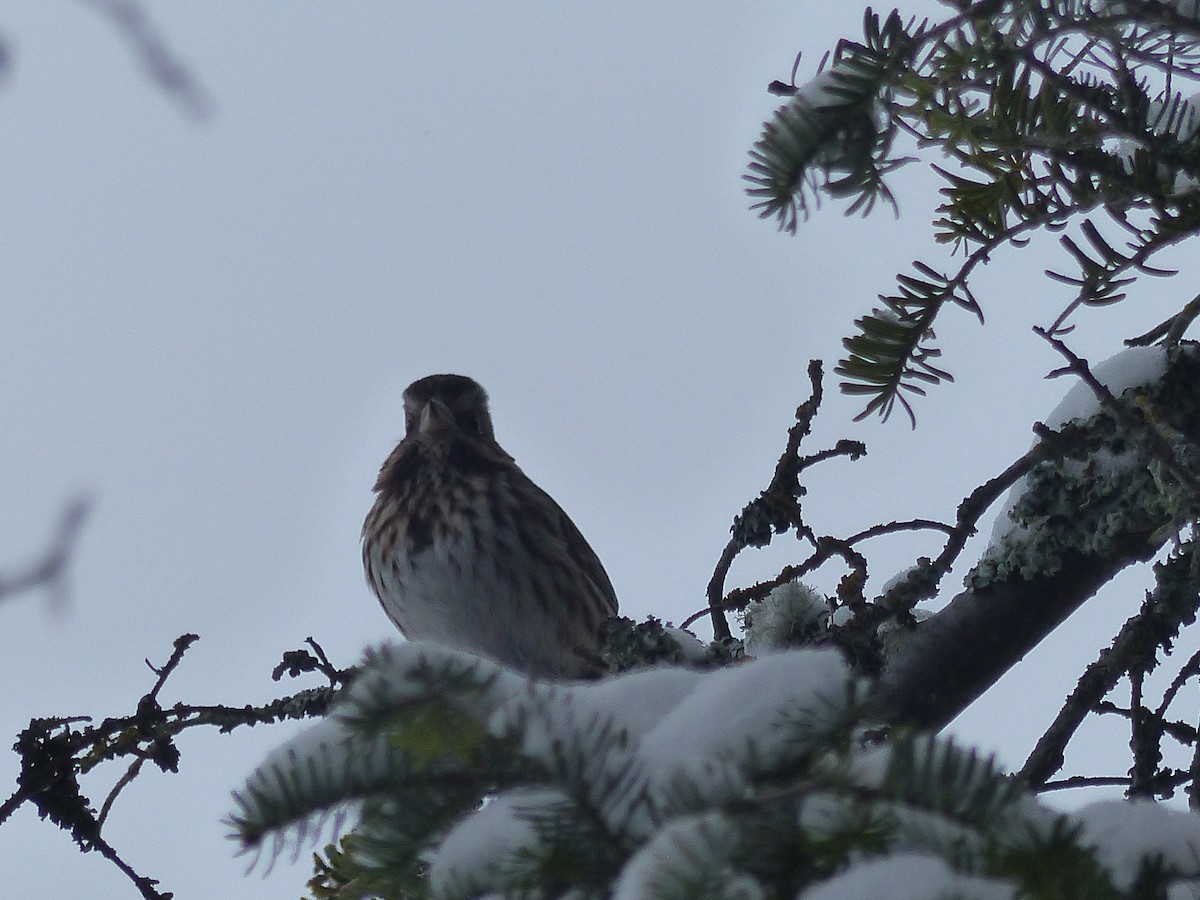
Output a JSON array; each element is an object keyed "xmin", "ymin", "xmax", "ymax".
[
  {"xmin": 0, "ymin": 498, "xmax": 91, "ymax": 607},
  {"xmin": 73, "ymin": 0, "xmax": 211, "ymax": 119}
]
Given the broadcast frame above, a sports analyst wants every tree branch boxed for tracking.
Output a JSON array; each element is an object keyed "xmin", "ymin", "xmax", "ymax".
[
  {"xmin": 73, "ymin": 0, "xmax": 211, "ymax": 119},
  {"xmin": 869, "ymin": 527, "xmax": 1162, "ymax": 731},
  {"xmin": 2, "ymin": 634, "xmax": 345, "ymax": 900},
  {"xmin": 0, "ymin": 498, "xmax": 90, "ymax": 607},
  {"xmin": 704, "ymin": 360, "xmax": 852, "ymax": 640}
]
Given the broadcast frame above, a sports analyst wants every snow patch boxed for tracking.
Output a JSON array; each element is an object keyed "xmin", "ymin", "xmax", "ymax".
[
  {"xmin": 799, "ymin": 853, "xmax": 1018, "ymax": 900},
  {"xmin": 989, "ymin": 345, "xmax": 1169, "ymax": 545},
  {"xmin": 637, "ymin": 649, "xmax": 852, "ymax": 808},
  {"xmin": 1074, "ymin": 799, "xmax": 1200, "ymax": 890},
  {"xmin": 613, "ymin": 812, "xmax": 764, "ymax": 900},
  {"xmin": 663, "ymin": 625, "xmax": 712, "ymax": 663},
  {"xmin": 1044, "ymin": 346, "xmax": 1168, "ymax": 430},
  {"xmin": 428, "ymin": 787, "xmax": 570, "ymax": 898},
  {"xmin": 488, "ymin": 649, "xmax": 855, "ymax": 837}
]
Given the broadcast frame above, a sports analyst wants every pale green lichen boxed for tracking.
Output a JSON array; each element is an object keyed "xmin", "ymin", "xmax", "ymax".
[
  {"xmin": 743, "ymin": 581, "xmax": 830, "ymax": 654},
  {"xmin": 969, "ymin": 347, "xmax": 1200, "ymax": 591}
]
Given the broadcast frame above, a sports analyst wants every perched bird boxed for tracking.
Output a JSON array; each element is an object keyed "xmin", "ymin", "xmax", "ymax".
[{"xmin": 362, "ymin": 374, "xmax": 619, "ymax": 678}]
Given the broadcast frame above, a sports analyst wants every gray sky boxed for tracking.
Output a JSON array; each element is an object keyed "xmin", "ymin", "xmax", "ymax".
[{"xmin": 3, "ymin": 3, "xmax": 1196, "ymax": 897}]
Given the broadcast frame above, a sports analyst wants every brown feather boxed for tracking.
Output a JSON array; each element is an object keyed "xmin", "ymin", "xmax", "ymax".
[{"xmin": 362, "ymin": 374, "xmax": 618, "ymax": 677}]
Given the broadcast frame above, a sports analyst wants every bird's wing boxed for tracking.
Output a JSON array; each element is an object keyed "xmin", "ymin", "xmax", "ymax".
[{"xmin": 551, "ymin": 498, "xmax": 619, "ymax": 619}]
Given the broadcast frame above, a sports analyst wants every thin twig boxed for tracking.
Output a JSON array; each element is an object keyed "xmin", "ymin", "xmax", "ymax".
[
  {"xmin": 687, "ymin": 556, "xmax": 824, "ymax": 631},
  {"xmin": 704, "ymin": 543, "xmax": 739, "ymax": 641},
  {"xmin": 1021, "ymin": 551, "xmax": 1200, "ymax": 787},
  {"xmin": 1094, "ymin": 699, "xmax": 1197, "ymax": 745},
  {"xmin": 1126, "ymin": 292, "xmax": 1200, "ymax": 347},
  {"xmin": 306, "ymin": 637, "xmax": 352, "ymax": 686},
  {"xmin": 97, "ymin": 758, "xmax": 145, "ymax": 830},
  {"xmin": 797, "ymin": 439, "xmax": 867, "ymax": 473},
  {"xmin": 1037, "ymin": 775, "xmax": 1132, "ymax": 793},
  {"xmin": 3, "ymin": 633, "xmax": 343, "ymax": 900},
  {"xmin": 1129, "ymin": 667, "xmax": 1155, "ymax": 797},
  {"xmin": 929, "ymin": 444, "xmax": 1051, "ymax": 582},
  {"xmin": 145, "ymin": 633, "xmax": 199, "ymax": 700},
  {"xmin": 1157, "ymin": 646, "xmax": 1200, "ymax": 717},
  {"xmin": 687, "ymin": 408, "xmax": 1061, "ymax": 636},
  {"xmin": 92, "ymin": 638, "xmax": 198, "ymax": 831},
  {"xmin": 844, "ymin": 518, "xmax": 956, "ymax": 543},
  {"xmin": 83, "ymin": 828, "xmax": 170, "ymax": 900},
  {"xmin": 704, "ymin": 360, "xmax": 829, "ymax": 640}
]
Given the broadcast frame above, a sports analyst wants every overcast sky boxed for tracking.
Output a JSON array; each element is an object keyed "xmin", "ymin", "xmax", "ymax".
[{"xmin": 3, "ymin": 3, "xmax": 1197, "ymax": 898}]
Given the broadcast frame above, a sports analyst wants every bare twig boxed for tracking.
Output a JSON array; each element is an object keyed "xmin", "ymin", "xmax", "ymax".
[
  {"xmin": 930, "ymin": 446, "xmax": 1049, "ymax": 577},
  {"xmin": 1037, "ymin": 775, "xmax": 1131, "ymax": 793},
  {"xmin": 704, "ymin": 543, "xmax": 739, "ymax": 641},
  {"xmin": 1156, "ymin": 646, "xmax": 1200, "ymax": 717},
  {"xmin": 704, "ymin": 360, "xmax": 833, "ymax": 640},
  {"xmin": 685, "ymin": 521, "xmax": 951, "ymax": 631},
  {"xmin": 96, "ymin": 758, "xmax": 144, "ymax": 830},
  {"xmin": 1018, "ymin": 632, "xmax": 1134, "ymax": 787},
  {"xmin": 3, "ymin": 633, "xmax": 344, "ymax": 900},
  {"xmin": 272, "ymin": 637, "xmax": 354, "ymax": 687},
  {"xmin": 696, "ymin": 355, "xmax": 1050, "ymax": 638},
  {"xmin": 306, "ymin": 637, "xmax": 350, "ymax": 686},
  {"xmin": 1128, "ymin": 667, "xmax": 1158, "ymax": 798},
  {"xmin": 145, "ymin": 633, "xmax": 199, "ymax": 699},
  {"xmin": 1094, "ymin": 699, "xmax": 1197, "ymax": 745},
  {"xmin": 1126, "ymin": 292, "xmax": 1200, "ymax": 347},
  {"xmin": 684, "ymin": 439, "xmax": 1042, "ymax": 635},
  {"xmin": 845, "ymin": 518, "xmax": 956, "ymax": 543},
  {"xmin": 1021, "ymin": 545, "xmax": 1200, "ymax": 787},
  {"xmin": 797, "ymin": 439, "xmax": 868, "ymax": 473},
  {"xmin": 687, "ymin": 557, "xmax": 821, "ymax": 632},
  {"xmin": 85, "ymin": 827, "xmax": 171, "ymax": 900}
]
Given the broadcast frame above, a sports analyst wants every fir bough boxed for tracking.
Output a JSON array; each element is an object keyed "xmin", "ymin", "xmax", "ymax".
[
  {"xmin": 232, "ymin": 642, "xmax": 1200, "ymax": 899},
  {"xmin": 748, "ymin": 1, "xmax": 1200, "ymax": 421}
]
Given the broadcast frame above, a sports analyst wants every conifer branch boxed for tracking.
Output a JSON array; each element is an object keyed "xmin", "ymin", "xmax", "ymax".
[{"xmin": 751, "ymin": 0, "xmax": 1200, "ymax": 420}]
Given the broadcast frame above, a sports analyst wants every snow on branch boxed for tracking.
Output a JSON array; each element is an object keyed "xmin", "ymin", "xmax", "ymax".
[{"xmin": 237, "ymin": 639, "xmax": 1200, "ymax": 898}]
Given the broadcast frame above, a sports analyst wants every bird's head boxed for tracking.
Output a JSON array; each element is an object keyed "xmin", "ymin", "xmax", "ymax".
[{"xmin": 402, "ymin": 374, "xmax": 497, "ymax": 445}]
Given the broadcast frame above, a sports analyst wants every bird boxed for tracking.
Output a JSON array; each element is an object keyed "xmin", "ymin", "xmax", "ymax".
[{"xmin": 362, "ymin": 374, "xmax": 619, "ymax": 678}]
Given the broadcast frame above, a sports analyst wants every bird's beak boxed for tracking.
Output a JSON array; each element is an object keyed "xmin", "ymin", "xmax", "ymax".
[{"xmin": 417, "ymin": 398, "xmax": 457, "ymax": 436}]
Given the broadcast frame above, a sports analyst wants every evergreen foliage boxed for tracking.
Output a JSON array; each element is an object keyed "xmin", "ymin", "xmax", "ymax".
[
  {"xmin": 746, "ymin": 0, "xmax": 1200, "ymax": 422},
  {"xmin": 231, "ymin": 643, "xmax": 1200, "ymax": 899},
  {"xmin": 221, "ymin": 4, "xmax": 1200, "ymax": 896},
  {"xmin": 12, "ymin": 4, "xmax": 1200, "ymax": 898}
]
